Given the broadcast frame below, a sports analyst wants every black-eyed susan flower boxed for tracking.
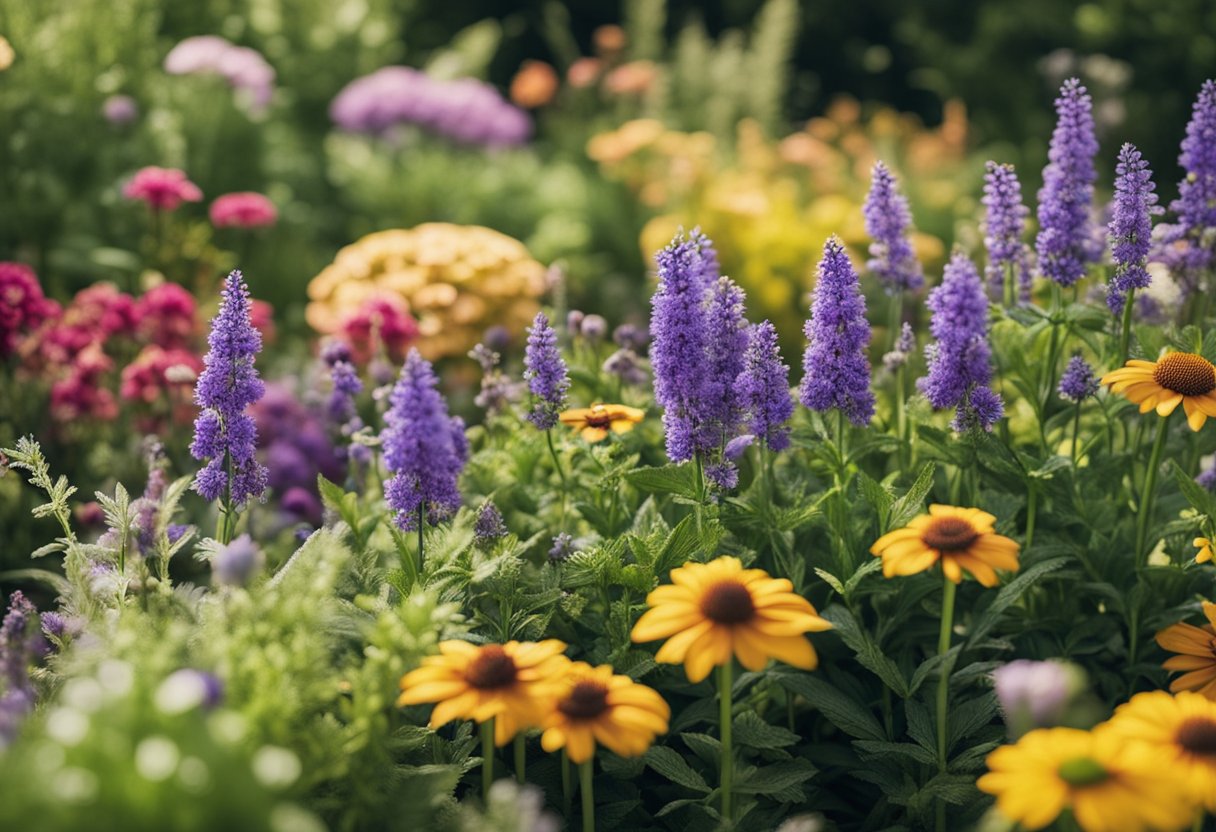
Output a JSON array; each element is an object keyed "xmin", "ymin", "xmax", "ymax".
[
  {"xmin": 558, "ymin": 403, "xmax": 645, "ymax": 442},
  {"xmin": 1195, "ymin": 537, "xmax": 1214, "ymax": 564},
  {"xmin": 977, "ymin": 727, "xmax": 1193, "ymax": 832},
  {"xmin": 397, "ymin": 640, "xmax": 568, "ymax": 746},
  {"xmin": 630, "ymin": 556, "xmax": 832, "ymax": 683},
  {"xmin": 869, "ymin": 505, "xmax": 1020, "ymax": 587},
  {"xmin": 1103, "ymin": 690, "xmax": 1216, "ymax": 812},
  {"xmin": 540, "ymin": 661, "xmax": 669, "ymax": 763},
  {"xmin": 1101, "ymin": 352, "xmax": 1216, "ymax": 432},
  {"xmin": 1156, "ymin": 602, "xmax": 1216, "ymax": 698}
]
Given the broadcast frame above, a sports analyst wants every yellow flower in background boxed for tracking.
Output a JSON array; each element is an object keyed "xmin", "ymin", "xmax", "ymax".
[
  {"xmin": 0, "ymin": 36, "xmax": 13, "ymax": 71},
  {"xmin": 1196, "ymin": 537, "xmax": 1214, "ymax": 564},
  {"xmin": 977, "ymin": 727, "xmax": 1193, "ymax": 832},
  {"xmin": 306, "ymin": 224, "xmax": 546, "ymax": 359},
  {"xmin": 558, "ymin": 403, "xmax": 644, "ymax": 442},
  {"xmin": 870, "ymin": 505, "xmax": 1020, "ymax": 587},
  {"xmin": 1101, "ymin": 353, "xmax": 1216, "ymax": 431},
  {"xmin": 1103, "ymin": 690, "xmax": 1216, "ymax": 812},
  {"xmin": 631, "ymin": 556, "xmax": 832, "ymax": 683},
  {"xmin": 397, "ymin": 640, "xmax": 568, "ymax": 746},
  {"xmin": 540, "ymin": 662, "xmax": 669, "ymax": 763},
  {"xmin": 1156, "ymin": 601, "xmax": 1216, "ymax": 698}
]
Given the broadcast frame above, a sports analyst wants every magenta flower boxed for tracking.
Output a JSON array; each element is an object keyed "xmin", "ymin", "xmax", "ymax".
[
  {"xmin": 134, "ymin": 282, "xmax": 198, "ymax": 349},
  {"xmin": 0, "ymin": 262, "xmax": 60, "ymax": 358},
  {"xmin": 123, "ymin": 166, "xmax": 203, "ymax": 212},
  {"xmin": 210, "ymin": 192, "xmax": 278, "ymax": 229}
]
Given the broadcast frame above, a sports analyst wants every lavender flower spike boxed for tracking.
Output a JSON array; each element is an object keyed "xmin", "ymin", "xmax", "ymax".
[
  {"xmin": 381, "ymin": 349, "xmax": 467, "ymax": 530},
  {"xmin": 1035, "ymin": 78, "xmax": 1099, "ymax": 287},
  {"xmin": 1106, "ymin": 144, "xmax": 1161, "ymax": 314},
  {"xmin": 1163, "ymin": 80, "xmax": 1216, "ymax": 280},
  {"xmin": 523, "ymin": 312, "xmax": 569, "ymax": 430},
  {"xmin": 1058, "ymin": 355, "xmax": 1099, "ymax": 403},
  {"xmin": 800, "ymin": 237, "xmax": 876, "ymax": 426},
  {"xmin": 735, "ymin": 321, "xmax": 794, "ymax": 451},
  {"xmin": 702, "ymin": 276, "xmax": 749, "ymax": 446},
  {"xmin": 863, "ymin": 162, "xmax": 924, "ymax": 293},
  {"xmin": 190, "ymin": 270, "xmax": 268, "ymax": 513},
  {"xmin": 982, "ymin": 161, "xmax": 1031, "ymax": 301}
]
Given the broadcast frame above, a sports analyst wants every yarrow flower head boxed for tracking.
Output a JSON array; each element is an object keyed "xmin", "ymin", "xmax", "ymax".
[
  {"xmin": 189, "ymin": 270, "xmax": 268, "ymax": 507},
  {"xmin": 799, "ymin": 237, "xmax": 875, "ymax": 426},
  {"xmin": 1161, "ymin": 80, "xmax": 1216, "ymax": 281},
  {"xmin": 982, "ymin": 161, "xmax": 1031, "ymax": 301},
  {"xmin": 1106, "ymin": 143, "xmax": 1161, "ymax": 314},
  {"xmin": 381, "ymin": 349, "xmax": 467, "ymax": 530},
  {"xmin": 1035, "ymin": 78, "xmax": 1100, "ymax": 287},
  {"xmin": 734, "ymin": 321, "xmax": 793, "ymax": 451},
  {"xmin": 209, "ymin": 192, "xmax": 278, "ymax": 230},
  {"xmin": 123, "ymin": 166, "xmax": 203, "ymax": 213},
  {"xmin": 1058, "ymin": 355, "xmax": 1099, "ymax": 403},
  {"xmin": 523, "ymin": 312, "xmax": 569, "ymax": 430},
  {"xmin": 863, "ymin": 162, "xmax": 924, "ymax": 293}
]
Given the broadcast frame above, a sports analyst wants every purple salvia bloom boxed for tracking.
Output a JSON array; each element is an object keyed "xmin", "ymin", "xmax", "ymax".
[
  {"xmin": 603, "ymin": 348, "xmax": 648, "ymax": 387},
  {"xmin": 863, "ymin": 162, "xmax": 924, "ymax": 293},
  {"xmin": 982, "ymin": 161, "xmax": 1031, "ymax": 299},
  {"xmin": 1197, "ymin": 463, "xmax": 1216, "ymax": 492},
  {"xmin": 323, "ymin": 341, "xmax": 363, "ymax": 428},
  {"xmin": 650, "ymin": 235, "xmax": 711, "ymax": 461},
  {"xmin": 735, "ymin": 321, "xmax": 794, "ymax": 451},
  {"xmin": 1163, "ymin": 80, "xmax": 1216, "ymax": 279},
  {"xmin": 1, "ymin": 592, "xmax": 44, "ymax": 689},
  {"xmin": 799, "ymin": 237, "xmax": 876, "ymax": 426},
  {"xmin": 1106, "ymin": 143, "xmax": 1161, "ymax": 313},
  {"xmin": 688, "ymin": 227, "xmax": 721, "ymax": 292},
  {"xmin": 523, "ymin": 312, "xmax": 569, "ymax": 430},
  {"xmin": 190, "ymin": 270, "xmax": 268, "ymax": 506},
  {"xmin": 705, "ymin": 461, "xmax": 739, "ymax": 491},
  {"xmin": 548, "ymin": 533, "xmax": 574, "ymax": 562},
  {"xmin": 381, "ymin": 349, "xmax": 466, "ymax": 530},
  {"xmin": 1058, "ymin": 355, "xmax": 1099, "ymax": 403},
  {"xmin": 952, "ymin": 384, "xmax": 1004, "ymax": 433},
  {"xmin": 882, "ymin": 321, "xmax": 917, "ymax": 373},
  {"xmin": 724, "ymin": 434, "xmax": 756, "ymax": 460},
  {"xmin": 702, "ymin": 277, "xmax": 749, "ymax": 445},
  {"xmin": 474, "ymin": 501, "xmax": 508, "ymax": 544},
  {"xmin": 1036, "ymin": 79, "xmax": 1100, "ymax": 287}
]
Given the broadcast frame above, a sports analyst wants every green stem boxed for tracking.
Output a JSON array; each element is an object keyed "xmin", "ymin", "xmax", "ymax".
[
  {"xmin": 719, "ymin": 661, "xmax": 734, "ymax": 821},
  {"xmin": 1025, "ymin": 486, "xmax": 1037, "ymax": 551},
  {"xmin": 936, "ymin": 576, "xmax": 958, "ymax": 832},
  {"xmin": 895, "ymin": 364, "xmax": 908, "ymax": 471},
  {"xmin": 561, "ymin": 749, "xmax": 572, "ymax": 818},
  {"xmin": 1135, "ymin": 415, "xmax": 1170, "ymax": 568},
  {"xmin": 1119, "ymin": 289, "xmax": 1136, "ymax": 365},
  {"xmin": 1003, "ymin": 260, "xmax": 1015, "ymax": 308},
  {"xmin": 580, "ymin": 760, "xmax": 595, "ymax": 832},
  {"xmin": 1192, "ymin": 809, "xmax": 1204, "ymax": 832},
  {"xmin": 693, "ymin": 454, "xmax": 706, "ymax": 537},
  {"xmin": 481, "ymin": 720, "xmax": 494, "ymax": 801},
  {"xmin": 417, "ymin": 504, "xmax": 425, "ymax": 574},
  {"xmin": 1043, "ymin": 283, "xmax": 1064, "ymax": 408},
  {"xmin": 546, "ymin": 429, "xmax": 567, "ymax": 526},
  {"xmin": 514, "ymin": 734, "xmax": 526, "ymax": 784},
  {"xmin": 1070, "ymin": 401, "xmax": 1083, "ymax": 467}
]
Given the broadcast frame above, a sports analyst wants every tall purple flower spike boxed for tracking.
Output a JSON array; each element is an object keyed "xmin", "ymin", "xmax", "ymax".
[
  {"xmin": 702, "ymin": 276, "xmax": 749, "ymax": 447},
  {"xmin": 982, "ymin": 161, "xmax": 1031, "ymax": 302},
  {"xmin": 863, "ymin": 162, "xmax": 924, "ymax": 293},
  {"xmin": 1106, "ymin": 143, "xmax": 1160, "ymax": 314},
  {"xmin": 735, "ymin": 321, "xmax": 794, "ymax": 451},
  {"xmin": 1161, "ymin": 80, "xmax": 1216, "ymax": 285},
  {"xmin": 523, "ymin": 312, "xmax": 569, "ymax": 430},
  {"xmin": 1035, "ymin": 78, "xmax": 1099, "ymax": 288}
]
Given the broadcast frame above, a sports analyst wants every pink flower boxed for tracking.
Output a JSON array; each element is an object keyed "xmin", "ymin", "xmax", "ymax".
[
  {"xmin": 250, "ymin": 299, "xmax": 275, "ymax": 344},
  {"xmin": 121, "ymin": 345, "xmax": 202, "ymax": 429},
  {"xmin": 28, "ymin": 284, "xmax": 136, "ymax": 369},
  {"xmin": 134, "ymin": 282, "xmax": 198, "ymax": 349},
  {"xmin": 0, "ymin": 262, "xmax": 60, "ymax": 358},
  {"xmin": 50, "ymin": 344, "xmax": 118, "ymax": 423},
  {"xmin": 337, "ymin": 296, "xmax": 418, "ymax": 364},
  {"xmin": 123, "ymin": 166, "xmax": 203, "ymax": 212},
  {"xmin": 164, "ymin": 36, "xmax": 275, "ymax": 114},
  {"xmin": 209, "ymin": 192, "xmax": 278, "ymax": 229}
]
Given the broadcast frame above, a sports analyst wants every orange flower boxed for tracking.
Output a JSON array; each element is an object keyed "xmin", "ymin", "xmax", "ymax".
[
  {"xmin": 1101, "ymin": 352, "xmax": 1216, "ymax": 431},
  {"xmin": 869, "ymin": 505, "xmax": 1020, "ymax": 587},
  {"xmin": 558, "ymin": 403, "xmax": 645, "ymax": 442},
  {"xmin": 510, "ymin": 60, "xmax": 558, "ymax": 109},
  {"xmin": 1157, "ymin": 602, "xmax": 1216, "ymax": 698},
  {"xmin": 1195, "ymin": 537, "xmax": 1214, "ymax": 564},
  {"xmin": 540, "ymin": 662, "xmax": 669, "ymax": 763}
]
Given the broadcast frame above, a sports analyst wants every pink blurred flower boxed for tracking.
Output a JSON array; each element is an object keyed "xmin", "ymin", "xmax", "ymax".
[
  {"xmin": 102, "ymin": 95, "xmax": 139, "ymax": 126},
  {"xmin": 29, "ymin": 284, "xmax": 136, "ymax": 369},
  {"xmin": 210, "ymin": 192, "xmax": 277, "ymax": 229},
  {"xmin": 567, "ymin": 58, "xmax": 603, "ymax": 89},
  {"xmin": 337, "ymin": 295, "xmax": 418, "ymax": 364},
  {"xmin": 50, "ymin": 344, "xmax": 118, "ymax": 423},
  {"xmin": 121, "ymin": 345, "xmax": 202, "ymax": 428},
  {"xmin": 134, "ymin": 282, "xmax": 198, "ymax": 349},
  {"xmin": 123, "ymin": 166, "xmax": 203, "ymax": 212},
  {"xmin": 1, "ymin": 262, "xmax": 60, "ymax": 358},
  {"xmin": 250, "ymin": 299, "xmax": 275, "ymax": 344},
  {"xmin": 164, "ymin": 36, "xmax": 275, "ymax": 114}
]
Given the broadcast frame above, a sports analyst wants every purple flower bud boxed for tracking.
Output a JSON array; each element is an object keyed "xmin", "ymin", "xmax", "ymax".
[
  {"xmin": 724, "ymin": 434, "xmax": 756, "ymax": 460},
  {"xmin": 581, "ymin": 314, "xmax": 608, "ymax": 342},
  {"xmin": 735, "ymin": 321, "xmax": 793, "ymax": 452},
  {"xmin": 1106, "ymin": 143, "xmax": 1161, "ymax": 313},
  {"xmin": 212, "ymin": 533, "xmax": 263, "ymax": 586},
  {"xmin": 103, "ymin": 94, "xmax": 139, "ymax": 126},
  {"xmin": 863, "ymin": 162, "xmax": 924, "ymax": 293},
  {"xmin": 483, "ymin": 325, "xmax": 512, "ymax": 353},
  {"xmin": 993, "ymin": 659, "xmax": 1086, "ymax": 738},
  {"xmin": 603, "ymin": 348, "xmax": 648, "ymax": 387},
  {"xmin": 474, "ymin": 501, "xmax": 508, "ymax": 543},
  {"xmin": 705, "ymin": 461, "xmax": 739, "ymax": 490},
  {"xmin": 612, "ymin": 323, "xmax": 648, "ymax": 352},
  {"xmin": 1198, "ymin": 465, "xmax": 1216, "ymax": 492},
  {"xmin": 167, "ymin": 524, "xmax": 192, "ymax": 544},
  {"xmin": 1058, "ymin": 355, "xmax": 1099, "ymax": 403},
  {"xmin": 524, "ymin": 313, "xmax": 570, "ymax": 430},
  {"xmin": 548, "ymin": 533, "xmax": 574, "ymax": 562},
  {"xmin": 566, "ymin": 310, "xmax": 585, "ymax": 337},
  {"xmin": 1036, "ymin": 79, "xmax": 1099, "ymax": 287},
  {"xmin": 1160, "ymin": 80, "xmax": 1216, "ymax": 285},
  {"xmin": 982, "ymin": 161, "xmax": 1031, "ymax": 300},
  {"xmin": 882, "ymin": 321, "xmax": 917, "ymax": 373}
]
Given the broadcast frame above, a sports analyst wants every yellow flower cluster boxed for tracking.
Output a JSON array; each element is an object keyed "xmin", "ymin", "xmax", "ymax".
[
  {"xmin": 306, "ymin": 223, "xmax": 547, "ymax": 359},
  {"xmin": 588, "ymin": 100, "xmax": 967, "ymax": 338}
]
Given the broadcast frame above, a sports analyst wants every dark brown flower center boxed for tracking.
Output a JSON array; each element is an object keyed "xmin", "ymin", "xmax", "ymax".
[
  {"xmin": 700, "ymin": 581, "xmax": 756, "ymax": 625},
  {"xmin": 1153, "ymin": 353, "xmax": 1216, "ymax": 397},
  {"xmin": 558, "ymin": 680, "xmax": 610, "ymax": 720},
  {"xmin": 585, "ymin": 408, "xmax": 613, "ymax": 428},
  {"xmin": 1176, "ymin": 717, "xmax": 1216, "ymax": 757},
  {"xmin": 465, "ymin": 646, "xmax": 518, "ymax": 690},
  {"xmin": 921, "ymin": 517, "xmax": 980, "ymax": 552}
]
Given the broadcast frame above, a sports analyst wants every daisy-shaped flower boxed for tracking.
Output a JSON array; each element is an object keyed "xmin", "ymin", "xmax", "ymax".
[
  {"xmin": 1195, "ymin": 537, "xmax": 1214, "ymax": 564},
  {"xmin": 397, "ymin": 640, "xmax": 568, "ymax": 745},
  {"xmin": 630, "ymin": 556, "xmax": 832, "ymax": 683},
  {"xmin": 1157, "ymin": 602, "xmax": 1216, "ymax": 698},
  {"xmin": 1101, "ymin": 352, "xmax": 1216, "ymax": 431},
  {"xmin": 540, "ymin": 661, "xmax": 669, "ymax": 763},
  {"xmin": 870, "ymin": 504, "xmax": 1020, "ymax": 587},
  {"xmin": 558, "ymin": 403, "xmax": 645, "ymax": 442}
]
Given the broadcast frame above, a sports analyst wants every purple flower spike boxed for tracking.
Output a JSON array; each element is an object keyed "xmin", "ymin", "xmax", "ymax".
[
  {"xmin": 190, "ymin": 270, "xmax": 268, "ymax": 507},
  {"xmin": 524, "ymin": 312, "xmax": 570, "ymax": 430},
  {"xmin": 863, "ymin": 162, "xmax": 924, "ymax": 293},
  {"xmin": 702, "ymin": 277, "xmax": 748, "ymax": 445},
  {"xmin": 381, "ymin": 349, "xmax": 467, "ymax": 530},
  {"xmin": 1106, "ymin": 144, "xmax": 1161, "ymax": 314},
  {"xmin": 1162, "ymin": 80, "xmax": 1216, "ymax": 282},
  {"xmin": 799, "ymin": 237, "xmax": 876, "ymax": 427},
  {"xmin": 1198, "ymin": 462, "xmax": 1216, "ymax": 492},
  {"xmin": 1058, "ymin": 355, "xmax": 1099, "ymax": 403},
  {"xmin": 735, "ymin": 321, "xmax": 794, "ymax": 452},
  {"xmin": 1036, "ymin": 79, "xmax": 1099, "ymax": 287},
  {"xmin": 688, "ymin": 228, "xmax": 721, "ymax": 291},
  {"xmin": 982, "ymin": 161, "xmax": 1031, "ymax": 301}
]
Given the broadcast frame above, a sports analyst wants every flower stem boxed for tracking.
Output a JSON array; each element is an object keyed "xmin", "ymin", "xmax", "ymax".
[
  {"xmin": 693, "ymin": 454, "xmax": 706, "ymax": 537},
  {"xmin": 514, "ymin": 734, "xmax": 526, "ymax": 784},
  {"xmin": 579, "ymin": 759, "xmax": 595, "ymax": 832},
  {"xmin": 1025, "ymin": 486, "xmax": 1037, "ymax": 551},
  {"xmin": 546, "ymin": 429, "xmax": 567, "ymax": 527},
  {"xmin": 1003, "ymin": 261, "xmax": 1015, "ymax": 308},
  {"xmin": 561, "ymin": 749, "xmax": 572, "ymax": 817},
  {"xmin": 1135, "ymin": 415, "xmax": 1170, "ymax": 568},
  {"xmin": 936, "ymin": 576, "xmax": 958, "ymax": 832},
  {"xmin": 1070, "ymin": 401, "xmax": 1083, "ymax": 467},
  {"xmin": 1043, "ymin": 283, "xmax": 1064, "ymax": 408},
  {"xmin": 417, "ymin": 504, "xmax": 425, "ymax": 574},
  {"xmin": 481, "ymin": 720, "xmax": 494, "ymax": 801},
  {"xmin": 1192, "ymin": 809, "xmax": 1204, "ymax": 832},
  {"xmin": 1119, "ymin": 289, "xmax": 1136, "ymax": 365},
  {"xmin": 719, "ymin": 661, "xmax": 734, "ymax": 821}
]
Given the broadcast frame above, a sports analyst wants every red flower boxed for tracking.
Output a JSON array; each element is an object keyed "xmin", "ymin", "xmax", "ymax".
[
  {"xmin": 0, "ymin": 262, "xmax": 60, "ymax": 358},
  {"xmin": 210, "ymin": 192, "xmax": 278, "ymax": 229},
  {"xmin": 134, "ymin": 282, "xmax": 198, "ymax": 349},
  {"xmin": 338, "ymin": 296, "xmax": 418, "ymax": 364},
  {"xmin": 123, "ymin": 166, "xmax": 203, "ymax": 212}
]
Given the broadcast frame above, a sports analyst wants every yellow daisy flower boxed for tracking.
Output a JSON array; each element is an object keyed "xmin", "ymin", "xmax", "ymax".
[
  {"xmin": 540, "ymin": 661, "xmax": 670, "ymax": 763},
  {"xmin": 1156, "ymin": 601, "xmax": 1216, "ymax": 698},
  {"xmin": 630, "ymin": 556, "xmax": 832, "ymax": 683},
  {"xmin": 558, "ymin": 403, "xmax": 645, "ymax": 442},
  {"xmin": 1103, "ymin": 690, "xmax": 1216, "ymax": 812},
  {"xmin": 1195, "ymin": 537, "xmax": 1214, "ymax": 564},
  {"xmin": 1101, "ymin": 352, "xmax": 1216, "ymax": 432},
  {"xmin": 397, "ymin": 640, "xmax": 568, "ymax": 746},
  {"xmin": 977, "ymin": 727, "xmax": 1194, "ymax": 832},
  {"xmin": 869, "ymin": 505, "xmax": 1020, "ymax": 587}
]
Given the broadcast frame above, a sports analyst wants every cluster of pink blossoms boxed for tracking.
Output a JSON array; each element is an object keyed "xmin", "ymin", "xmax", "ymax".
[{"xmin": 336, "ymin": 296, "xmax": 419, "ymax": 365}]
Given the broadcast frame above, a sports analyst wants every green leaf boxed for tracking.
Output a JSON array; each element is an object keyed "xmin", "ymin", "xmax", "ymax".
[
  {"xmin": 624, "ymin": 464, "xmax": 697, "ymax": 498},
  {"xmin": 857, "ymin": 471, "xmax": 893, "ymax": 532},
  {"xmin": 657, "ymin": 515, "xmax": 720, "ymax": 574},
  {"xmin": 733, "ymin": 759, "xmax": 817, "ymax": 798},
  {"xmin": 967, "ymin": 557, "xmax": 1070, "ymax": 645},
  {"xmin": 889, "ymin": 463, "xmax": 937, "ymax": 531},
  {"xmin": 854, "ymin": 740, "xmax": 937, "ymax": 766},
  {"xmin": 1172, "ymin": 459, "xmax": 1216, "ymax": 520},
  {"xmin": 822, "ymin": 605, "xmax": 910, "ymax": 697},
  {"xmin": 679, "ymin": 732, "xmax": 721, "ymax": 767},
  {"xmin": 644, "ymin": 745, "xmax": 711, "ymax": 793},
  {"xmin": 813, "ymin": 567, "xmax": 846, "ymax": 597},
  {"xmin": 773, "ymin": 671, "xmax": 886, "ymax": 741},
  {"xmin": 732, "ymin": 710, "xmax": 798, "ymax": 749}
]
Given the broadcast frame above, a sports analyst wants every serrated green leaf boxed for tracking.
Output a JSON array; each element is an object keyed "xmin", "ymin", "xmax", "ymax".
[
  {"xmin": 889, "ymin": 463, "xmax": 937, "ymax": 531},
  {"xmin": 822, "ymin": 605, "xmax": 909, "ymax": 697},
  {"xmin": 773, "ymin": 671, "xmax": 886, "ymax": 741},
  {"xmin": 624, "ymin": 464, "xmax": 697, "ymax": 498},
  {"xmin": 644, "ymin": 745, "xmax": 711, "ymax": 793},
  {"xmin": 732, "ymin": 710, "xmax": 798, "ymax": 748},
  {"xmin": 968, "ymin": 558, "xmax": 1070, "ymax": 645}
]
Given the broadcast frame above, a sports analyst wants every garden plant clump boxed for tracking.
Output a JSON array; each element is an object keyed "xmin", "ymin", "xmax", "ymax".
[{"xmin": 4, "ymin": 4, "xmax": 1216, "ymax": 832}]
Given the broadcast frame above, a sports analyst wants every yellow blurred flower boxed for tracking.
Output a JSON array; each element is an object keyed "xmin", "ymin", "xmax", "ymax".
[
  {"xmin": 540, "ymin": 661, "xmax": 669, "ymax": 764},
  {"xmin": 1197, "ymin": 537, "xmax": 1214, "ymax": 564},
  {"xmin": 558, "ymin": 403, "xmax": 644, "ymax": 442},
  {"xmin": 1156, "ymin": 601, "xmax": 1216, "ymax": 698},
  {"xmin": 869, "ymin": 505, "xmax": 1020, "ymax": 587},
  {"xmin": 0, "ymin": 36, "xmax": 13, "ymax": 71}
]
